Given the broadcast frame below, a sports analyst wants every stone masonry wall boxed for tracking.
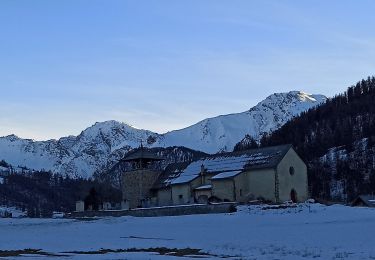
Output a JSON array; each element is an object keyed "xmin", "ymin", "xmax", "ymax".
[
  {"xmin": 68, "ymin": 203, "xmax": 237, "ymax": 218},
  {"xmin": 122, "ymin": 169, "xmax": 161, "ymax": 208}
]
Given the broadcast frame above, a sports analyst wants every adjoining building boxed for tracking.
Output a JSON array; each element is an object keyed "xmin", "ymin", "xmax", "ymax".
[
  {"xmin": 121, "ymin": 144, "xmax": 308, "ymax": 208},
  {"xmin": 351, "ymin": 195, "xmax": 375, "ymax": 207}
]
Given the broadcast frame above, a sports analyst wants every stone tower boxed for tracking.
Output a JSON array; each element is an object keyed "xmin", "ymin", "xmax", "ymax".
[{"xmin": 121, "ymin": 144, "xmax": 164, "ymax": 209}]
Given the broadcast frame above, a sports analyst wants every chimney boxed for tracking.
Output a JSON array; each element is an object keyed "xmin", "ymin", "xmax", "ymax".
[{"xmin": 200, "ymin": 164, "xmax": 205, "ymax": 185}]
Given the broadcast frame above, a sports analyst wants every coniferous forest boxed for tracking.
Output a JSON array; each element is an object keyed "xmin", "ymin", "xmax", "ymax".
[
  {"xmin": 0, "ymin": 171, "xmax": 121, "ymax": 217},
  {"xmin": 255, "ymin": 76, "xmax": 375, "ymax": 202}
]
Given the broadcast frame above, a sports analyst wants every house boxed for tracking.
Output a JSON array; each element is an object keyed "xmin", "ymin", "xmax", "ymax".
[
  {"xmin": 351, "ymin": 195, "xmax": 375, "ymax": 207},
  {"xmin": 121, "ymin": 144, "xmax": 308, "ymax": 208}
]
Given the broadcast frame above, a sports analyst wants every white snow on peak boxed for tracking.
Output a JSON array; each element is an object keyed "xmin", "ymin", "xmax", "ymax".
[
  {"xmin": 0, "ymin": 91, "xmax": 326, "ymax": 178},
  {"xmin": 155, "ymin": 91, "xmax": 326, "ymax": 153}
]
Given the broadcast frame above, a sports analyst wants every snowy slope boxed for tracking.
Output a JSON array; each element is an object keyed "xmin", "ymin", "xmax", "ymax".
[
  {"xmin": 0, "ymin": 91, "xmax": 326, "ymax": 178},
  {"xmin": 0, "ymin": 121, "xmax": 159, "ymax": 178},
  {"xmin": 158, "ymin": 91, "xmax": 326, "ymax": 153}
]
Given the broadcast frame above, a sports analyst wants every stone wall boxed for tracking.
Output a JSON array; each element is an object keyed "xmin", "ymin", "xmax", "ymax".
[
  {"xmin": 122, "ymin": 169, "xmax": 161, "ymax": 208},
  {"xmin": 68, "ymin": 203, "xmax": 237, "ymax": 218}
]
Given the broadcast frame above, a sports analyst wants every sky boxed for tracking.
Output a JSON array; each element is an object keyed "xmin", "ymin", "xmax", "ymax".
[{"xmin": 1, "ymin": 0, "xmax": 375, "ymax": 140}]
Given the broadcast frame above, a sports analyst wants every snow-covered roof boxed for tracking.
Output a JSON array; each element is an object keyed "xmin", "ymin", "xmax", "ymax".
[
  {"xmin": 211, "ymin": 170, "xmax": 242, "ymax": 180},
  {"xmin": 353, "ymin": 195, "xmax": 375, "ymax": 207},
  {"xmin": 152, "ymin": 162, "xmax": 191, "ymax": 189},
  {"xmin": 121, "ymin": 147, "xmax": 165, "ymax": 162},
  {"xmin": 195, "ymin": 184, "xmax": 212, "ymax": 190},
  {"xmin": 170, "ymin": 155, "xmax": 249, "ymax": 184},
  {"xmin": 159, "ymin": 144, "xmax": 292, "ymax": 185},
  {"xmin": 0, "ymin": 166, "xmax": 8, "ymax": 172}
]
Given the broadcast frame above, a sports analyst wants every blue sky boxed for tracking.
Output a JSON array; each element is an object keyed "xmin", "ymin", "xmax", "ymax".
[{"xmin": 1, "ymin": 1, "xmax": 375, "ymax": 140}]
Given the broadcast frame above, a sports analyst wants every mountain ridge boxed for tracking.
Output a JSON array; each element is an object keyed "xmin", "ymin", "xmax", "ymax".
[{"xmin": 0, "ymin": 91, "xmax": 326, "ymax": 178}]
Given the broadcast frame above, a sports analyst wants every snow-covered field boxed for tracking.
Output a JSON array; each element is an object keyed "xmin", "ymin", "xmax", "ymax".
[{"xmin": 1, "ymin": 203, "xmax": 374, "ymax": 259}]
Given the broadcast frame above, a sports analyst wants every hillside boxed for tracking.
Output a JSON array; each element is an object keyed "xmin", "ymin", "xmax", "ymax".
[
  {"xmin": 159, "ymin": 91, "xmax": 326, "ymax": 153},
  {"xmin": 0, "ymin": 91, "xmax": 325, "ymax": 178},
  {"xmin": 254, "ymin": 77, "xmax": 375, "ymax": 201}
]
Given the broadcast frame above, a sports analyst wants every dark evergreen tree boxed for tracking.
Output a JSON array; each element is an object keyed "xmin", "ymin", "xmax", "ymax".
[
  {"xmin": 236, "ymin": 76, "xmax": 375, "ymax": 202},
  {"xmin": 233, "ymin": 135, "xmax": 259, "ymax": 152},
  {"xmin": 0, "ymin": 170, "xmax": 122, "ymax": 216}
]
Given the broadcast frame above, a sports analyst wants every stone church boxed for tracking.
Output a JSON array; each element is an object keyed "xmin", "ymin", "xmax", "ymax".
[{"xmin": 121, "ymin": 144, "xmax": 308, "ymax": 209}]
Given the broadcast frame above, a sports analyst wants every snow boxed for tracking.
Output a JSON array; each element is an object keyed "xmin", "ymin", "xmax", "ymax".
[
  {"xmin": 0, "ymin": 206, "xmax": 26, "ymax": 218},
  {"xmin": 0, "ymin": 176, "xmax": 3, "ymax": 184},
  {"xmin": 0, "ymin": 91, "xmax": 327, "ymax": 179},
  {"xmin": 195, "ymin": 184, "xmax": 212, "ymax": 190},
  {"xmin": 211, "ymin": 170, "xmax": 242, "ymax": 179},
  {"xmin": 171, "ymin": 155, "xmax": 251, "ymax": 184},
  {"xmin": 52, "ymin": 212, "xmax": 65, "ymax": 218},
  {"xmin": 159, "ymin": 91, "xmax": 326, "ymax": 153},
  {"xmin": 0, "ymin": 166, "xmax": 8, "ymax": 172},
  {"xmin": 0, "ymin": 203, "xmax": 374, "ymax": 259},
  {"xmin": 171, "ymin": 149, "xmax": 281, "ymax": 184}
]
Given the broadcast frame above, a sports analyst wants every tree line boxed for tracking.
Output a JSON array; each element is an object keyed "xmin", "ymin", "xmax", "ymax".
[
  {"xmin": 0, "ymin": 169, "xmax": 121, "ymax": 217},
  {"xmin": 242, "ymin": 76, "xmax": 375, "ymax": 202}
]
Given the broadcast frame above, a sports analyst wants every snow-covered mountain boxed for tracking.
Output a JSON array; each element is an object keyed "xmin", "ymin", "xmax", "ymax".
[
  {"xmin": 159, "ymin": 91, "xmax": 326, "ymax": 153},
  {"xmin": 0, "ymin": 91, "xmax": 326, "ymax": 178},
  {"xmin": 0, "ymin": 121, "xmax": 159, "ymax": 178}
]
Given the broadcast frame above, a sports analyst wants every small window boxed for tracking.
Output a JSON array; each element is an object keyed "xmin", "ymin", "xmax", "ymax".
[
  {"xmin": 178, "ymin": 194, "xmax": 183, "ymax": 199},
  {"xmin": 240, "ymin": 189, "xmax": 243, "ymax": 196},
  {"xmin": 289, "ymin": 166, "xmax": 295, "ymax": 176}
]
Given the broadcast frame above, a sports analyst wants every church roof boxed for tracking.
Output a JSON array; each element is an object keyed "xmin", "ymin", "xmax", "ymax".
[
  {"xmin": 211, "ymin": 170, "xmax": 242, "ymax": 180},
  {"xmin": 158, "ymin": 144, "xmax": 292, "ymax": 185},
  {"xmin": 121, "ymin": 147, "xmax": 165, "ymax": 162},
  {"xmin": 152, "ymin": 162, "xmax": 190, "ymax": 190}
]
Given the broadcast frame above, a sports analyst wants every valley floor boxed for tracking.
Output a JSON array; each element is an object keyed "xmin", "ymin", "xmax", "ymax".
[{"xmin": 0, "ymin": 203, "xmax": 374, "ymax": 259}]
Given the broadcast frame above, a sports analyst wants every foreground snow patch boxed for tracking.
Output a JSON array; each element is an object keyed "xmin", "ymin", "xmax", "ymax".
[{"xmin": 0, "ymin": 203, "xmax": 374, "ymax": 259}]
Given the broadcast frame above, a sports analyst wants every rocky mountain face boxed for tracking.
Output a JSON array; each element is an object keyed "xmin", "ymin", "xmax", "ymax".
[
  {"xmin": 0, "ymin": 91, "xmax": 326, "ymax": 178},
  {"xmin": 159, "ymin": 91, "xmax": 326, "ymax": 153},
  {"xmin": 0, "ymin": 121, "xmax": 158, "ymax": 178}
]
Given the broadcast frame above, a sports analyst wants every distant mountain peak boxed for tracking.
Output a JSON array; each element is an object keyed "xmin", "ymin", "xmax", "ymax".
[
  {"xmin": 86, "ymin": 120, "xmax": 134, "ymax": 131},
  {"xmin": 4, "ymin": 134, "xmax": 20, "ymax": 141},
  {"xmin": 262, "ymin": 90, "xmax": 326, "ymax": 103},
  {"xmin": 0, "ymin": 90, "xmax": 327, "ymax": 178},
  {"xmin": 156, "ymin": 91, "xmax": 326, "ymax": 154}
]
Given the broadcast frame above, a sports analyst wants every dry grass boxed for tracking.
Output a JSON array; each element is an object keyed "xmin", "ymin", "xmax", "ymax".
[
  {"xmin": 0, "ymin": 249, "xmax": 63, "ymax": 257},
  {"xmin": 64, "ymin": 247, "xmax": 232, "ymax": 258}
]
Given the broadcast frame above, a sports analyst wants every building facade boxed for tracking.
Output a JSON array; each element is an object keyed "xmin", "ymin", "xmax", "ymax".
[{"xmin": 122, "ymin": 144, "xmax": 308, "ymax": 208}]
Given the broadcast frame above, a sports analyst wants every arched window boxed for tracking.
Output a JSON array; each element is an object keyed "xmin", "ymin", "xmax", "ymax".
[{"xmin": 289, "ymin": 166, "xmax": 295, "ymax": 176}]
